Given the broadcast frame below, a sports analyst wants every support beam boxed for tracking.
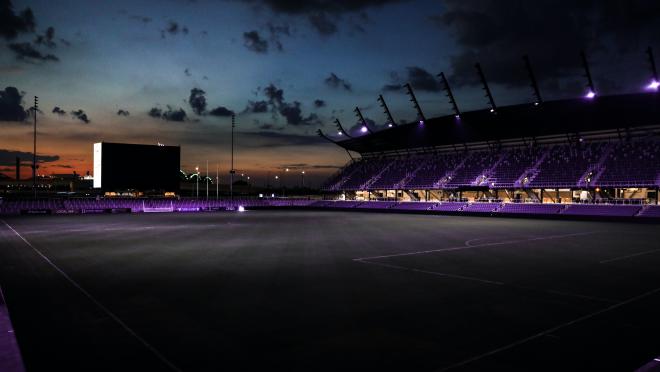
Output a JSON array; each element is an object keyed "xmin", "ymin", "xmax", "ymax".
[
  {"xmin": 404, "ymin": 83, "xmax": 426, "ymax": 122},
  {"xmin": 316, "ymin": 129, "xmax": 336, "ymax": 143},
  {"xmin": 475, "ymin": 63, "xmax": 497, "ymax": 112},
  {"xmin": 438, "ymin": 72, "xmax": 461, "ymax": 117},
  {"xmin": 647, "ymin": 47, "xmax": 659, "ymax": 90},
  {"xmin": 377, "ymin": 94, "xmax": 397, "ymax": 127},
  {"xmin": 523, "ymin": 55, "xmax": 543, "ymax": 104}
]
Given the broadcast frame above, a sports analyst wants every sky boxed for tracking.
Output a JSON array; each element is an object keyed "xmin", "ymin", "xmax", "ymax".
[{"xmin": 1, "ymin": 0, "xmax": 659, "ymax": 186}]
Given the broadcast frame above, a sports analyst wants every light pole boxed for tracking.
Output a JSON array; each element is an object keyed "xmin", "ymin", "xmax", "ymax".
[
  {"xmin": 195, "ymin": 166, "xmax": 199, "ymax": 199},
  {"xmin": 275, "ymin": 175, "xmax": 280, "ymax": 195},
  {"xmin": 216, "ymin": 163, "xmax": 219, "ymax": 200},
  {"xmin": 230, "ymin": 114, "xmax": 235, "ymax": 206},
  {"xmin": 284, "ymin": 168, "xmax": 289, "ymax": 196},
  {"xmin": 32, "ymin": 96, "xmax": 38, "ymax": 199},
  {"xmin": 301, "ymin": 170, "xmax": 305, "ymax": 188},
  {"xmin": 206, "ymin": 160, "xmax": 209, "ymax": 200}
]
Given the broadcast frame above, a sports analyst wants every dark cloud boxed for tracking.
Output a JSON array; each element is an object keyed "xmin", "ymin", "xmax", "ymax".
[
  {"xmin": 279, "ymin": 101, "xmax": 321, "ymax": 126},
  {"xmin": 0, "ymin": 86, "xmax": 28, "ymax": 122},
  {"xmin": 249, "ymin": 83, "xmax": 321, "ymax": 126},
  {"xmin": 434, "ymin": 0, "xmax": 660, "ymax": 95},
  {"xmin": 117, "ymin": 109, "xmax": 130, "ymax": 116},
  {"xmin": 161, "ymin": 21, "xmax": 189, "ymax": 38},
  {"xmin": 383, "ymin": 67, "xmax": 440, "ymax": 92},
  {"xmin": 308, "ymin": 12, "xmax": 337, "ymax": 36},
  {"xmin": 209, "ymin": 106, "xmax": 234, "ymax": 117},
  {"xmin": 8, "ymin": 42, "xmax": 59, "ymax": 62},
  {"xmin": 188, "ymin": 88, "xmax": 207, "ymax": 115},
  {"xmin": 257, "ymin": 123, "xmax": 283, "ymax": 131},
  {"xmin": 244, "ymin": 100, "xmax": 269, "ymax": 113},
  {"xmin": 52, "ymin": 106, "xmax": 66, "ymax": 115},
  {"xmin": 149, "ymin": 106, "xmax": 187, "ymax": 122},
  {"xmin": 184, "ymin": 68, "xmax": 192, "ymax": 77},
  {"xmin": 238, "ymin": 0, "xmax": 406, "ymax": 35},
  {"xmin": 324, "ymin": 73, "xmax": 352, "ymax": 91},
  {"xmin": 0, "ymin": 0, "xmax": 35, "ymax": 40},
  {"xmin": 34, "ymin": 26, "xmax": 56, "ymax": 48},
  {"xmin": 148, "ymin": 107, "xmax": 163, "ymax": 118},
  {"xmin": 314, "ymin": 99, "xmax": 326, "ymax": 108},
  {"xmin": 129, "ymin": 15, "xmax": 152, "ymax": 23},
  {"xmin": 243, "ymin": 30, "xmax": 269, "ymax": 53},
  {"xmin": 70, "ymin": 109, "xmax": 90, "ymax": 123},
  {"xmin": 0, "ymin": 149, "xmax": 59, "ymax": 166},
  {"xmin": 266, "ymin": 22, "xmax": 290, "ymax": 51}
]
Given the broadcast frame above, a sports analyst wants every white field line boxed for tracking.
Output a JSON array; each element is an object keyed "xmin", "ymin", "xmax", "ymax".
[
  {"xmin": 353, "ymin": 231, "xmax": 596, "ymax": 261},
  {"xmin": 436, "ymin": 286, "xmax": 660, "ymax": 371},
  {"xmin": 599, "ymin": 248, "xmax": 660, "ymax": 264},
  {"xmin": 1, "ymin": 220, "xmax": 182, "ymax": 372}
]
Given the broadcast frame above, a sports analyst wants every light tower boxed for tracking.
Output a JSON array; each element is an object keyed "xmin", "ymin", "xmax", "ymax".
[
  {"xmin": 475, "ymin": 63, "xmax": 497, "ymax": 112},
  {"xmin": 646, "ymin": 47, "xmax": 659, "ymax": 90},
  {"xmin": 230, "ymin": 114, "xmax": 236, "ymax": 205},
  {"xmin": 404, "ymin": 83, "xmax": 426, "ymax": 123},
  {"xmin": 32, "ymin": 95, "xmax": 38, "ymax": 198},
  {"xmin": 581, "ymin": 51, "xmax": 596, "ymax": 98},
  {"xmin": 334, "ymin": 118, "xmax": 352, "ymax": 138},
  {"xmin": 523, "ymin": 55, "xmax": 543, "ymax": 105},
  {"xmin": 377, "ymin": 94, "xmax": 396, "ymax": 127},
  {"xmin": 354, "ymin": 106, "xmax": 373, "ymax": 134},
  {"xmin": 438, "ymin": 72, "xmax": 461, "ymax": 118}
]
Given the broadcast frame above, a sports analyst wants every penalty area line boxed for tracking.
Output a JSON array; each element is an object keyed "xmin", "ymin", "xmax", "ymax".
[{"xmin": 0, "ymin": 220, "xmax": 183, "ymax": 372}]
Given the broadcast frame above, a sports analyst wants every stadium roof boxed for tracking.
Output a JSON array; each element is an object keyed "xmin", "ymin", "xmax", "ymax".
[{"xmin": 328, "ymin": 93, "xmax": 660, "ymax": 155}]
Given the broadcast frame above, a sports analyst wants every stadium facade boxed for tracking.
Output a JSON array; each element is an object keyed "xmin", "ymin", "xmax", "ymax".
[
  {"xmin": 321, "ymin": 93, "xmax": 660, "ymax": 204},
  {"xmin": 93, "ymin": 142, "xmax": 180, "ymax": 193}
]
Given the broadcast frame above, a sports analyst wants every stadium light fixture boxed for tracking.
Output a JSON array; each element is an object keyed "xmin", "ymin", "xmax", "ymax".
[
  {"xmin": 404, "ymin": 83, "xmax": 426, "ymax": 123},
  {"xmin": 238, "ymin": 205, "xmax": 245, "ymax": 212},
  {"xmin": 377, "ymin": 94, "xmax": 397, "ymax": 127},
  {"xmin": 419, "ymin": 120, "xmax": 424, "ymax": 126},
  {"xmin": 354, "ymin": 107, "xmax": 373, "ymax": 134},
  {"xmin": 647, "ymin": 47, "xmax": 659, "ymax": 91},
  {"xmin": 438, "ymin": 72, "xmax": 461, "ymax": 117},
  {"xmin": 475, "ymin": 63, "xmax": 497, "ymax": 113},
  {"xmin": 581, "ymin": 51, "xmax": 597, "ymax": 99},
  {"xmin": 338, "ymin": 131, "xmax": 343, "ymax": 135}
]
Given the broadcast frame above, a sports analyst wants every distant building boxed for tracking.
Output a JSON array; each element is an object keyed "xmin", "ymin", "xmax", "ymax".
[{"xmin": 93, "ymin": 142, "xmax": 180, "ymax": 193}]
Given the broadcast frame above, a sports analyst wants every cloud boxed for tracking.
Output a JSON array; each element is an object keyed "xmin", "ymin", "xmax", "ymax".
[
  {"xmin": 237, "ymin": 0, "xmax": 406, "ymax": 36},
  {"xmin": 148, "ymin": 106, "xmax": 187, "ymax": 122},
  {"xmin": 161, "ymin": 20, "xmax": 189, "ymax": 38},
  {"xmin": 243, "ymin": 30, "xmax": 269, "ymax": 53},
  {"xmin": 34, "ymin": 26, "xmax": 57, "ymax": 48},
  {"xmin": 188, "ymin": 88, "xmax": 207, "ymax": 115},
  {"xmin": 314, "ymin": 99, "xmax": 326, "ymax": 108},
  {"xmin": 0, "ymin": 86, "xmax": 28, "ymax": 122},
  {"xmin": 0, "ymin": 149, "xmax": 59, "ymax": 166},
  {"xmin": 52, "ymin": 106, "xmax": 66, "ymax": 115},
  {"xmin": 129, "ymin": 15, "xmax": 152, "ymax": 23},
  {"xmin": 240, "ymin": 130, "xmax": 326, "ymax": 147},
  {"xmin": 324, "ymin": 73, "xmax": 352, "ymax": 91},
  {"xmin": 434, "ymin": 0, "xmax": 660, "ymax": 94},
  {"xmin": 117, "ymin": 109, "xmax": 130, "ymax": 116},
  {"xmin": 309, "ymin": 12, "xmax": 337, "ymax": 36},
  {"xmin": 279, "ymin": 101, "xmax": 321, "ymax": 126},
  {"xmin": 266, "ymin": 22, "xmax": 290, "ymax": 51},
  {"xmin": 8, "ymin": 42, "xmax": 59, "ymax": 62},
  {"xmin": 243, "ymin": 100, "xmax": 269, "ymax": 113},
  {"xmin": 383, "ymin": 67, "xmax": 440, "ymax": 92},
  {"xmin": 257, "ymin": 83, "xmax": 321, "ymax": 126},
  {"xmin": 0, "ymin": 1, "xmax": 35, "ymax": 40},
  {"xmin": 70, "ymin": 109, "xmax": 90, "ymax": 123},
  {"xmin": 209, "ymin": 106, "xmax": 234, "ymax": 117},
  {"xmin": 184, "ymin": 68, "xmax": 192, "ymax": 77}
]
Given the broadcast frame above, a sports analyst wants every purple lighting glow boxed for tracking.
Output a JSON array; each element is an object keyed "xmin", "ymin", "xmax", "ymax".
[
  {"xmin": 419, "ymin": 120, "xmax": 424, "ymax": 125},
  {"xmin": 585, "ymin": 90, "xmax": 596, "ymax": 99},
  {"xmin": 337, "ymin": 131, "xmax": 343, "ymax": 136},
  {"xmin": 647, "ymin": 80, "xmax": 660, "ymax": 90},
  {"xmin": 360, "ymin": 126, "xmax": 368, "ymax": 133}
]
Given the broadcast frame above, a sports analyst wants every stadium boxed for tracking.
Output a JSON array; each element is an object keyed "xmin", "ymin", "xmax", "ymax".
[{"xmin": 2, "ymin": 2, "xmax": 660, "ymax": 371}]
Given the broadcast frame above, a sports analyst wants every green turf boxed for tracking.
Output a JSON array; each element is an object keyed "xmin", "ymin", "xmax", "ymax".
[{"xmin": 1, "ymin": 211, "xmax": 659, "ymax": 371}]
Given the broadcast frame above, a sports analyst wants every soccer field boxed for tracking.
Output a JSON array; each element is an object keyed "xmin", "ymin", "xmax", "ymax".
[{"xmin": 1, "ymin": 211, "xmax": 659, "ymax": 371}]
